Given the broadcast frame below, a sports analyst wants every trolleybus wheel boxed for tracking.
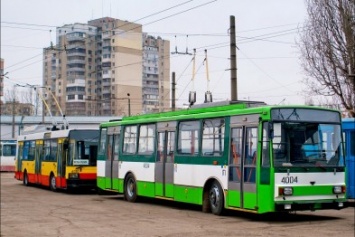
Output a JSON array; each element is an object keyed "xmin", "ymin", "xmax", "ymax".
[
  {"xmin": 50, "ymin": 174, "xmax": 57, "ymax": 191},
  {"xmin": 23, "ymin": 171, "xmax": 29, "ymax": 186},
  {"xmin": 124, "ymin": 173, "xmax": 137, "ymax": 202},
  {"xmin": 209, "ymin": 181, "xmax": 224, "ymax": 215}
]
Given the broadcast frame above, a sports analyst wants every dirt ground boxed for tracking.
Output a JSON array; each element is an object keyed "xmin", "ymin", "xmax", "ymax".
[{"xmin": 1, "ymin": 172, "xmax": 354, "ymax": 237}]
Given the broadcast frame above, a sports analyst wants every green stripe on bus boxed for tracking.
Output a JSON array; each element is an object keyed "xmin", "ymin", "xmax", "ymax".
[{"xmin": 293, "ymin": 185, "xmax": 339, "ymax": 196}]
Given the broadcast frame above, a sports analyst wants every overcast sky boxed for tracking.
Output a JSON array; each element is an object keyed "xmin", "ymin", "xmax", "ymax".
[{"xmin": 1, "ymin": 0, "xmax": 308, "ymax": 107}]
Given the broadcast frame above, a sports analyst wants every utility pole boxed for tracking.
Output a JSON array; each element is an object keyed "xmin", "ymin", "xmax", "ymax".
[
  {"xmin": 230, "ymin": 15, "xmax": 238, "ymax": 101},
  {"xmin": 172, "ymin": 72, "xmax": 176, "ymax": 111},
  {"xmin": 12, "ymin": 96, "xmax": 15, "ymax": 139}
]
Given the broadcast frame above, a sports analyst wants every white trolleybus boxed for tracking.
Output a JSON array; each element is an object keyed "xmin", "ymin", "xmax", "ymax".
[{"xmin": 0, "ymin": 140, "xmax": 17, "ymax": 172}]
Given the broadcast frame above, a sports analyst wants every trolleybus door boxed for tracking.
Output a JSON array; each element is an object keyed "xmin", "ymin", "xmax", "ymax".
[
  {"xmin": 105, "ymin": 127, "xmax": 120, "ymax": 190},
  {"xmin": 16, "ymin": 142, "xmax": 23, "ymax": 179},
  {"xmin": 228, "ymin": 115, "xmax": 258, "ymax": 210},
  {"xmin": 57, "ymin": 139, "xmax": 66, "ymax": 188},
  {"xmin": 34, "ymin": 140, "xmax": 43, "ymax": 183},
  {"xmin": 155, "ymin": 122, "xmax": 176, "ymax": 198}
]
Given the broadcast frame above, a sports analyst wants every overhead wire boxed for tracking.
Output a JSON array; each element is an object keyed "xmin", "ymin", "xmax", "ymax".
[
  {"xmin": 237, "ymin": 48, "xmax": 297, "ymax": 93},
  {"xmin": 3, "ymin": 1, "xmax": 216, "ymax": 105},
  {"xmin": 5, "ymin": 53, "xmax": 44, "ymax": 69},
  {"xmin": 1, "ymin": 0, "xmax": 215, "ymax": 76},
  {"xmin": 2, "ymin": 21, "xmax": 305, "ymax": 75},
  {"xmin": 2, "ymin": 44, "xmax": 44, "ymax": 49},
  {"xmin": 177, "ymin": 58, "xmax": 205, "ymax": 100},
  {"xmin": 2, "ymin": 3, "xmax": 307, "ymax": 107}
]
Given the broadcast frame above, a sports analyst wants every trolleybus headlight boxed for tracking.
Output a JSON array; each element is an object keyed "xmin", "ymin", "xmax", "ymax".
[
  {"xmin": 279, "ymin": 187, "xmax": 293, "ymax": 196},
  {"xmin": 69, "ymin": 173, "xmax": 79, "ymax": 179},
  {"xmin": 333, "ymin": 186, "xmax": 345, "ymax": 194}
]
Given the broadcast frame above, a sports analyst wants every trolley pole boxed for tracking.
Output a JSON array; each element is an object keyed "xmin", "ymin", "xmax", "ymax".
[{"xmin": 230, "ymin": 15, "xmax": 238, "ymax": 101}]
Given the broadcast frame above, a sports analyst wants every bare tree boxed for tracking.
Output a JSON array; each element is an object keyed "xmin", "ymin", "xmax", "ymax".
[
  {"xmin": 3, "ymin": 87, "xmax": 41, "ymax": 116},
  {"xmin": 23, "ymin": 87, "xmax": 42, "ymax": 116},
  {"xmin": 299, "ymin": 0, "xmax": 355, "ymax": 117},
  {"xmin": 4, "ymin": 86, "xmax": 18, "ymax": 103}
]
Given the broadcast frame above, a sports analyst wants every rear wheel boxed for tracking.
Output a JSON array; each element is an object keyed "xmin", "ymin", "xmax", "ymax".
[
  {"xmin": 23, "ymin": 171, "xmax": 29, "ymax": 186},
  {"xmin": 209, "ymin": 181, "xmax": 224, "ymax": 215},
  {"xmin": 50, "ymin": 174, "xmax": 57, "ymax": 191},
  {"xmin": 124, "ymin": 174, "xmax": 137, "ymax": 202}
]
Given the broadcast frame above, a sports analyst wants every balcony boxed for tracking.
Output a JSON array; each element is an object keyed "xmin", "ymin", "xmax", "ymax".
[
  {"xmin": 102, "ymin": 79, "xmax": 111, "ymax": 86},
  {"xmin": 67, "ymin": 67, "xmax": 85, "ymax": 73},
  {"xmin": 66, "ymin": 35, "xmax": 86, "ymax": 42},
  {"xmin": 102, "ymin": 103, "xmax": 111, "ymax": 110},
  {"xmin": 67, "ymin": 59, "xmax": 86, "ymax": 64},
  {"xmin": 102, "ymin": 88, "xmax": 111, "ymax": 93},
  {"xmin": 101, "ymin": 62, "xmax": 111, "ymax": 68},
  {"xmin": 142, "ymin": 84, "xmax": 158, "ymax": 89},
  {"xmin": 66, "ymin": 48, "xmax": 86, "ymax": 56},
  {"xmin": 102, "ymin": 57, "xmax": 111, "ymax": 63}
]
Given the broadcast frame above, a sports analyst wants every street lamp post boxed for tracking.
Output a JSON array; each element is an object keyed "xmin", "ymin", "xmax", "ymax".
[
  {"xmin": 109, "ymin": 94, "xmax": 131, "ymax": 116},
  {"xmin": 11, "ymin": 84, "xmax": 18, "ymax": 139},
  {"xmin": 127, "ymin": 93, "xmax": 131, "ymax": 116}
]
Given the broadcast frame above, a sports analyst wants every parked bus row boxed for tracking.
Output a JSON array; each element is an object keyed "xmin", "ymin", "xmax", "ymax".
[{"xmin": 13, "ymin": 102, "xmax": 352, "ymax": 215}]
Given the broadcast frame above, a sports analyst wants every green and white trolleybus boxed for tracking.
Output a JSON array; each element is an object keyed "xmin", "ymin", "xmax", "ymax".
[{"xmin": 97, "ymin": 102, "xmax": 347, "ymax": 214}]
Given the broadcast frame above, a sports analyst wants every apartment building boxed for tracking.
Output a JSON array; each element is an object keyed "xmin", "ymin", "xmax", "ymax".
[
  {"xmin": 43, "ymin": 23, "xmax": 97, "ymax": 116},
  {"xmin": 142, "ymin": 34, "xmax": 170, "ymax": 113},
  {"xmin": 43, "ymin": 17, "xmax": 169, "ymax": 116}
]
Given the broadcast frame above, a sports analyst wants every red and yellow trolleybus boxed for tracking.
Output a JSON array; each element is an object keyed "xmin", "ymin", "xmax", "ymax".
[{"xmin": 15, "ymin": 128, "xmax": 99, "ymax": 191}]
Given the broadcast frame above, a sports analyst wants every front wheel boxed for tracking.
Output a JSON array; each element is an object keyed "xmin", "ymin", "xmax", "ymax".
[
  {"xmin": 124, "ymin": 174, "xmax": 137, "ymax": 202},
  {"xmin": 23, "ymin": 171, "xmax": 29, "ymax": 186},
  {"xmin": 209, "ymin": 181, "xmax": 224, "ymax": 215},
  {"xmin": 50, "ymin": 174, "xmax": 57, "ymax": 191}
]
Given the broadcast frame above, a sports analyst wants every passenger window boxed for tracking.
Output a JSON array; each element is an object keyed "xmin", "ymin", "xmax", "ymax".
[
  {"xmin": 178, "ymin": 121, "xmax": 199, "ymax": 155},
  {"xmin": 262, "ymin": 122, "xmax": 270, "ymax": 167},
  {"xmin": 123, "ymin": 125, "xmax": 137, "ymax": 154},
  {"xmin": 138, "ymin": 124, "xmax": 155, "ymax": 155},
  {"xmin": 202, "ymin": 118, "xmax": 225, "ymax": 156}
]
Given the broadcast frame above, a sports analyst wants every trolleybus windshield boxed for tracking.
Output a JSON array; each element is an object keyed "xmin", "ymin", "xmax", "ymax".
[
  {"xmin": 270, "ymin": 108, "xmax": 344, "ymax": 168},
  {"xmin": 272, "ymin": 122, "xmax": 344, "ymax": 168},
  {"xmin": 67, "ymin": 130, "xmax": 99, "ymax": 166}
]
